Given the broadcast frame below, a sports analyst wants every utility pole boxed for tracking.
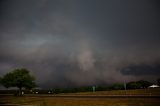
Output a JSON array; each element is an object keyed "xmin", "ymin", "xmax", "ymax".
[
  {"xmin": 124, "ymin": 82, "xmax": 127, "ymax": 95},
  {"xmin": 92, "ymin": 86, "xmax": 96, "ymax": 92}
]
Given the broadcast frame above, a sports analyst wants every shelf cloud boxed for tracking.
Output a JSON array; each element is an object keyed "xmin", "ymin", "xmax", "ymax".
[{"xmin": 0, "ymin": 0, "xmax": 160, "ymax": 88}]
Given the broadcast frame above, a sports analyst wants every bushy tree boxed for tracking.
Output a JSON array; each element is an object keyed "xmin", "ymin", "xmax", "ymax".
[
  {"xmin": 0, "ymin": 68, "xmax": 36, "ymax": 95},
  {"xmin": 136, "ymin": 80, "xmax": 152, "ymax": 88},
  {"xmin": 126, "ymin": 80, "xmax": 152, "ymax": 89},
  {"xmin": 126, "ymin": 81, "xmax": 142, "ymax": 89}
]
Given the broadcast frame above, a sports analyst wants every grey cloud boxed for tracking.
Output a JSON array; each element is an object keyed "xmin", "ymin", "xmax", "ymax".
[
  {"xmin": 120, "ymin": 64, "xmax": 160, "ymax": 76},
  {"xmin": 0, "ymin": 0, "xmax": 160, "ymax": 88}
]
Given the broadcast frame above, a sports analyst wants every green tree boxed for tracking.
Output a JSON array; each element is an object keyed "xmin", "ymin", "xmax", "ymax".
[
  {"xmin": 136, "ymin": 80, "xmax": 152, "ymax": 88},
  {"xmin": 126, "ymin": 81, "xmax": 142, "ymax": 89},
  {"xmin": 1, "ymin": 68, "xmax": 36, "ymax": 95},
  {"xmin": 126, "ymin": 80, "xmax": 152, "ymax": 89}
]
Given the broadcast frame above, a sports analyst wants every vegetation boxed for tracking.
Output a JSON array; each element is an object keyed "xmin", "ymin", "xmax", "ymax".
[
  {"xmin": 0, "ymin": 71, "xmax": 159, "ymax": 106},
  {"xmin": 110, "ymin": 83, "xmax": 124, "ymax": 90},
  {"xmin": 47, "ymin": 80, "xmax": 152, "ymax": 94},
  {"xmin": 136, "ymin": 80, "xmax": 152, "ymax": 88},
  {"xmin": 0, "ymin": 68, "xmax": 155, "ymax": 97},
  {"xmin": 49, "ymin": 80, "xmax": 152, "ymax": 94},
  {"xmin": 0, "ymin": 96, "xmax": 159, "ymax": 106},
  {"xmin": 0, "ymin": 79, "xmax": 153, "ymax": 95},
  {"xmin": 0, "ymin": 68, "xmax": 36, "ymax": 95},
  {"xmin": 0, "ymin": 88, "xmax": 160, "ymax": 106},
  {"xmin": 126, "ymin": 80, "xmax": 152, "ymax": 89},
  {"xmin": 65, "ymin": 88, "xmax": 160, "ymax": 96}
]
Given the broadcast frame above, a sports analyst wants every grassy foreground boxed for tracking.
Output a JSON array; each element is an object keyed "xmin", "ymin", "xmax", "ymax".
[
  {"xmin": 0, "ymin": 96, "xmax": 160, "ymax": 106},
  {"xmin": 57, "ymin": 88, "xmax": 160, "ymax": 96},
  {"xmin": 0, "ymin": 88, "xmax": 160, "ymax": 106}
]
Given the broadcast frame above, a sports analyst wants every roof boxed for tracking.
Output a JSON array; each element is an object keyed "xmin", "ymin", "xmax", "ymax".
[{"xmin": 149, "ymin": 85, "xmax": 159, "ymax": 88}]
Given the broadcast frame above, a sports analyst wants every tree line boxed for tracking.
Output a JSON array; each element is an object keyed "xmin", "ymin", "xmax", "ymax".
[{"xmin": 0, "ymin": 68, "xmax": 160, "ymax": 95}]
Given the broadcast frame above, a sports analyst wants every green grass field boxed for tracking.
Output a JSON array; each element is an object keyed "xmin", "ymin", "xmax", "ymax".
[
  {"xmin": 57, "ymin": 88, "xmax": 160, "ymax": 96},
  {"xmin": 0, "ymin": 88, "xmax": 160, "ymax": 106}
]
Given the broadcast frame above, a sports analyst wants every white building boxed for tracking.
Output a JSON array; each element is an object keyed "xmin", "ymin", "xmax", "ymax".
[{"xmin": 149, "ymin": 84, "xmax": 159, "ymax": 88}]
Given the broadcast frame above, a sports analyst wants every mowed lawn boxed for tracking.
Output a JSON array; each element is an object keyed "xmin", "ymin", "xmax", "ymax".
[
  {"xmin": 0, "ymin": 88, "xmax": 160, "ymax": 106},
  {"xmin": 57, "ymin": 88, "xmax": 160, "ymax": 96},
  {"xmin": 0, "ymin": 96, "xmax": 160, "ymax": 106}
]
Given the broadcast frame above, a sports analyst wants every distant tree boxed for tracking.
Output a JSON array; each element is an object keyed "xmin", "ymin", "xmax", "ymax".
[
  {"xmin": 111, "ymin": 83, "xmax": 124, "ymax": 90},
  {"xmin": 126, "ymin": 81, "xmax": 142, "ymax": 89},
  {"xmin": 157, "ymin": 78, "xmax": 160, "ymax": 86},
  {"xmin": 126, "ymin": 80, "xmax": 152, "ymax": 89},
  {"xmin": 136, "ymin": 80, "xmax": 152, "ymax": 88},
  {"xmin": 1, "ymin": 68, "xmax": 36, "ymax": 95},
  {"xmin": 96, "ymin": 86, "xmax": 109, "ymax": 91}
]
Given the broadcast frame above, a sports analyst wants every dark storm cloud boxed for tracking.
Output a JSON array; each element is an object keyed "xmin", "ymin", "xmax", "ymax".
[
  {"xmin": 120, "ymin": 64, "xmax": 160, "ymax": 76},
  {"xmin": 0, "ymin": 0, "xmax": 160, "ymax": 88}
]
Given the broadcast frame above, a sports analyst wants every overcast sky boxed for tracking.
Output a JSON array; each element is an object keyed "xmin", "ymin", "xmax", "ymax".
[{"xmin": 0, "ymin": 0, "xmax": 160, "ymax": 88}]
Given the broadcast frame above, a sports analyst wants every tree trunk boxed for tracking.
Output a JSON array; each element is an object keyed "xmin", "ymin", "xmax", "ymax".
[{"xmin": 19, "ymin": 87, "xmax": 22, "ymax": 96}]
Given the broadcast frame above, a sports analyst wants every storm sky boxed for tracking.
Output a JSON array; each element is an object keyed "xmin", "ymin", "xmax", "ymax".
[{"xmin": 0, "ymin": 0, "xmax": 160, "ymax": 88}]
